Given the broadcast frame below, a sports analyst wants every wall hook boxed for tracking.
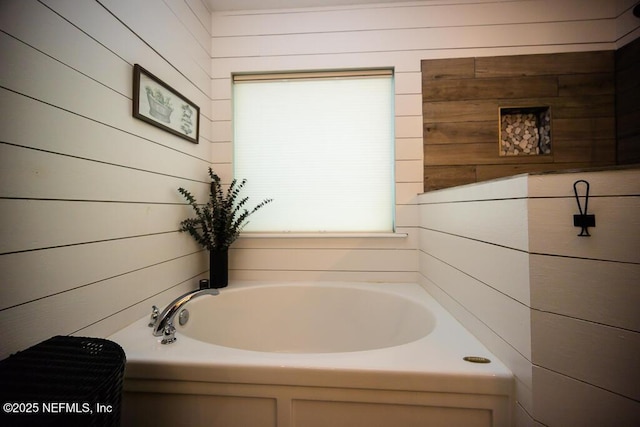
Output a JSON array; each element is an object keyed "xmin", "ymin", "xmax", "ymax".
[{"xmin": 573, "ymin": 180, "xmax": 595, "ymax": 236}]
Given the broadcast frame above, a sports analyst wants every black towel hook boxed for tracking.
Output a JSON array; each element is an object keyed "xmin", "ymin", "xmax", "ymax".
[{"xmin": 573, "ymin": 180, "xmax": 595, "ymax": 236}]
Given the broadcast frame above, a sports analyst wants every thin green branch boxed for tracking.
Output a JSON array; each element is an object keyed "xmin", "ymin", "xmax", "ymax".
[{"xmin": 178, "ymin": 168, "xmax": 272, "ymax": 251}]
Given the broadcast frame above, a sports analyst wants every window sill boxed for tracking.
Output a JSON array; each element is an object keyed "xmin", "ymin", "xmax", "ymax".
[{"xmin": 239, "ymin": 232, "xmax": 408, "ymax": 239}]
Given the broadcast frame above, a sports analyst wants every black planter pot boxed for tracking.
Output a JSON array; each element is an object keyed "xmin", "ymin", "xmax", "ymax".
[{"xmin": 209, "ymin": 250, "xmax": 229, "ymax": 288}]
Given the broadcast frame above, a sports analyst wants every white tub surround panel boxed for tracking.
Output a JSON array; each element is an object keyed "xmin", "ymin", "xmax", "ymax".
[
  {"xmin": 419, "ymin": 168, "xmax": 640, "ymax": 427},
  {"xmin": 111, "ymin": 282, "xmax": 513, "ymax": 427}
]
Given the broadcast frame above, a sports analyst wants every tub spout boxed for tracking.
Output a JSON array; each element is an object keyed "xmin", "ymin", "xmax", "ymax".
[{"xmin": 151, "ymin": 288, "xmax": 219, "ymax": 341}]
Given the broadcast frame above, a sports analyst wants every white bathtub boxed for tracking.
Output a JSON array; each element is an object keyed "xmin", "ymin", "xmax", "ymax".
[{"xmin": 109, "ymin": 282, "xmax": 513, "ymax": 427}]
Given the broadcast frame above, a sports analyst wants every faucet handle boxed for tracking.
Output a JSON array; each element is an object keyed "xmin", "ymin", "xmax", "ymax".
[
  {"xmin": 161, "ymin": 321, "xmax": 176, "ymax": 345},
  {"xmin": 148, "ymin": 305, "xmax": 159, "ymax": 328}
]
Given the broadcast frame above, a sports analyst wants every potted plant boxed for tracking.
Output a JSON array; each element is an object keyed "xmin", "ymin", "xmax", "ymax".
[{"xmin": 178, "ymin": 168, "xmax": 272, "ymax": 288}]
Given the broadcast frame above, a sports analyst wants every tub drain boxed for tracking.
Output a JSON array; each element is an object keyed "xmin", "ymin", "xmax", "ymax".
[{"xmin": 463, "ymin": 356, "xmax": 491, "ymax": 364}]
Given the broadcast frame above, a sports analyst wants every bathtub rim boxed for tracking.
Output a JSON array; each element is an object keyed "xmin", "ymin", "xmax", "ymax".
[{"xmin": 109, "ymin": 281, "xmax": 513, "ymax": 397}]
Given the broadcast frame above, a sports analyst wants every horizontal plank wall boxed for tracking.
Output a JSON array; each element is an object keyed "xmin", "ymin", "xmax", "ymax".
[
  {"xmin": 616, "ymin": 36, "xmax": 640, "ymax": 164},
  {"xmin": 527, "ymin": 169, "xmax": 640, "ymax": 427},
  {"xmin": 418, "ymin": 175, "xmax": 534, "ymax": 426},
  {"xmin": 418, "ymin": 168, "xmax": 640, "ymax": 427},
  {"xmin": 422, "ymin": 51, "xmax": 617, "ymax": 191},
  {"xmin": 0, "ymin": 0, "xmax": 213, "ymax": 359},
  {"xmin": 211, "ymin": 0, "xmax": 620, "ymax": 283}
]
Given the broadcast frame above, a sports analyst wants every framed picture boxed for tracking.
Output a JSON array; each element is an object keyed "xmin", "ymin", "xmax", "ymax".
[{"xmin": 132, "ymin": 64, "xmax": 200, "ymax": 144}]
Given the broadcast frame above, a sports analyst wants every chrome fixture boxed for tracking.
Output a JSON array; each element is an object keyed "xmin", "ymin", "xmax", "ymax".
[
  {"xmin": 148, "ymin": 305, "xmax": 159, "ymax": 327},
  {"xmin": 178, "ymin": 309, "xmax": 190, "ymax": 326},
  {"xmin": 150, "ymin": 288, "xmax": 219, "ymax": 344}
]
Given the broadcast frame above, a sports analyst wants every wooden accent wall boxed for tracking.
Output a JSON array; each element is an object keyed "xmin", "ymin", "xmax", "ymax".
[
  {"xmin": 421, "ymin": 52, "xmax": 616, "ymax": 191},
  {"xmin": 616, "ymin": 37, "xmax": 640, "ymax": 164}
]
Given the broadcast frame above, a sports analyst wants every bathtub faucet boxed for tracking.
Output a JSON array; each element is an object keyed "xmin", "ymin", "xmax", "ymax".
[{"xmin": 150, "ymin": 288, "xmax": 219, "ymax": 344}]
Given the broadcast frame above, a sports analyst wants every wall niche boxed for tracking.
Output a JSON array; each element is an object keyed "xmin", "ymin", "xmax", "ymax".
[
  {"xmin": 422, "ymin": 51, "xmax": 616, "ymax": 192},
  {"xmin": 499, "ymin": 106, "xmax": 551, "ymax": 156}
]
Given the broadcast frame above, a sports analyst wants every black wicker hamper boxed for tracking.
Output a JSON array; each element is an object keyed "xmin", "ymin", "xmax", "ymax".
[{"xmin": 0, "ymin": 336, "xmax": 126, "ymax": 427}]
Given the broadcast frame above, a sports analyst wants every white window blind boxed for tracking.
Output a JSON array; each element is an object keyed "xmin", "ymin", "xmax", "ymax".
[{"xmin": 233, "ymin": 70, "xmax": 394, "ymax": 233}]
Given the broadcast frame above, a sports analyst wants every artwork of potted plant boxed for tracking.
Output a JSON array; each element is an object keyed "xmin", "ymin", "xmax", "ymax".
[
  {"xmin": 178, "ymin": 168, "xmax": 272, "ymax": 288},
  {"xmin": 145, "ymin": 86, "xmax": 173, "ymax": 123}
]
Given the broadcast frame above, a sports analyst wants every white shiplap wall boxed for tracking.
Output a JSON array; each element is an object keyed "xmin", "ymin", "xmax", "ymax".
[
  {"xmin": 0, "ymin": 0, "xmax": 213, "ymax": 359},
  {"xmin": 0, "ymin": 0, "xmax": 637, "ymax": 391},
  {"xmin": 418, "ymin": 169, "xmax": 640, "ymax": 427},
  {"xmin": 211, "ymin": 0, "xmax": 629, "ymax": 283}
]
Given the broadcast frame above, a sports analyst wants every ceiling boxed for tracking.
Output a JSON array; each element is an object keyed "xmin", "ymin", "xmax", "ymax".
[{"xmin": 207, "ymin": 0, "xmax": 414, "ymax": 11}]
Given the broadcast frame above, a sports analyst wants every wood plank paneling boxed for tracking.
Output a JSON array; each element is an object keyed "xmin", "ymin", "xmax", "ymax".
[
  {"xmin": 424, "ymin": 76, "xmax": 558, "ymax": 102},
  {"xmin": 545, "ymin": 95, "xmax": 615, "ymax": 118},
  {"xmin": 425, "ymin": 143, "xmax": 554, "ymax": 166},
  {"xmin": 423, "ymin": 100, "xmax": 498, "ymax": 123},
  {"xmin": 557, "ymin": 73, "xmax": 615, "ymax": 96},
  {"xmin": 552, "ymin": 139, "xmax": 616, "ymax": 163},
  {"xmin": 475, "ymin": 51, "xmax": 614, "ymax": 77},
  {"xmin": 553, "ymin": 117, "xmax": 615, "ymax": 140},
  {"xmin": 422, "ymin": 51, "xmax": 617, "ymax": 192},
  {"xmin": 424, "ymin": 121, "xmax": 497, "ymax": 145},
  {"xmin": 423, "ymin": 166, "xmax": 476, "ymax": 191},
  {"xmin": 476, "ymin": 162, "xmax": 594, "ymax": 182},
  {"xmin": 616, "ymin": 36, "xmax": 640, "ymax": 164}
]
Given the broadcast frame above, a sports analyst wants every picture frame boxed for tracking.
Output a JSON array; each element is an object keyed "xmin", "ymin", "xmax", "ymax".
[{"xmin": 132, "ymin": 64, "xmax": 200, "ymax": 144}]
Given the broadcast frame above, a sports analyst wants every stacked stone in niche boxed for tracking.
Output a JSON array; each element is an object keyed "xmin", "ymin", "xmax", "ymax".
[{"xmin": 500, "ymin": 112, "xmax": 545, "ymax": 156}]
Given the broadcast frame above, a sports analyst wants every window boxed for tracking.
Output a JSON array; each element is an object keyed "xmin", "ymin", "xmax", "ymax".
[{"xmin": 233, "ymin": 69, "xmax": 395, "ymax": 233}]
